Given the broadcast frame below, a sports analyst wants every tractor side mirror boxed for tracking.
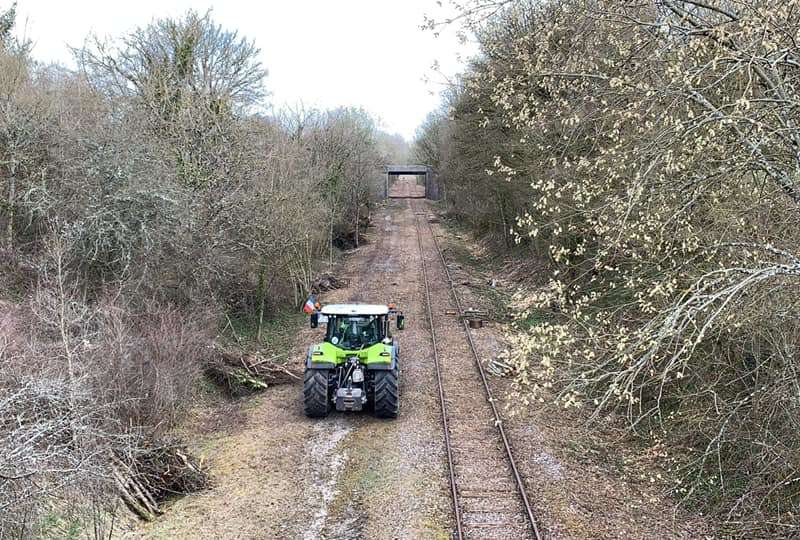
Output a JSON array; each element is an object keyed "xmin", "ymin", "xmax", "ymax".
[
  {"xmin": 397, "ymin": 314, "xmax": 405, "ymax": 330},
  {"xmin": 310, "ymin": 312, "xmax": 319, "ymax": 329}
]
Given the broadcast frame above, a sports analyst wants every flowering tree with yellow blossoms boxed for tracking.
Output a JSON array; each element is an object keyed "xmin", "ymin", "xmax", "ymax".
[{"xmin": 432, "ymin": 0, "xmax": 800, "ymax": 532}]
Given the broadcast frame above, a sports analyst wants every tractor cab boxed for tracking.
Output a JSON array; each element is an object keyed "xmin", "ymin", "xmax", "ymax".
[
  {"xmin": 304, "ymin": 303, "xmax": 404, "ymax": 418},
  {"xmin": 326, "ymin": 313, "xmax": 384, "ymax": 349}
]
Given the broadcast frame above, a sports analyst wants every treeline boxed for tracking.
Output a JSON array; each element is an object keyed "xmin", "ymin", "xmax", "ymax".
[
  {"xmin": 0, "ymin": 8, "xmax": 401, "ymax": 535},
  {"xmin": 418, "ymin": 1, "xmax": 799, "ymax": 535}
]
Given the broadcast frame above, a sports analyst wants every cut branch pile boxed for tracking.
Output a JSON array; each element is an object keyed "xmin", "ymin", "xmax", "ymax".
[
  {"xmin": 205, "ymin": 344, "xmax": 300, "ymax": 396},
  {"xmin": 311, "ymin": 272, "xmax": 349, "ymax": 293},
  {"xmin": 113, "ymin": 441, "xmax": 208, "ymax": 521}
]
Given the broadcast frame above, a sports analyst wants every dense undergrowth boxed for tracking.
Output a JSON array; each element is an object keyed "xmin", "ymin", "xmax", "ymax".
[
  {"xmin": 417, "ymin": 1, "xmax": 800, "ymax": 536},
  {"xmin": 0, "ymin": 7, "xmax": 406, "ymax": 536}
]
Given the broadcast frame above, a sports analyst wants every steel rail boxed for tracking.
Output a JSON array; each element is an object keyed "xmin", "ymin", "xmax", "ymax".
[
  {"xmin": 413, "ymin": 204, "xmax": 464, "ymax": 540},
  {"xmin": 416, "ymin": 200, "xmax": 544, "ymax": 540}
]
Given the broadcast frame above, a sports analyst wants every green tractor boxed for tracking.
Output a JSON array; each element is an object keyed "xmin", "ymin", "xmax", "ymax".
[{"xmin": 304, "ymin": 303, "xmax": 404, "ymax": 418}]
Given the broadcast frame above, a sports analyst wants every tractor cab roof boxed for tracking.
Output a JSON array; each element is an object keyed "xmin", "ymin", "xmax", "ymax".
[{"xmin": 320, "ymin": 304, "xmax": 389, "ymax": 316}]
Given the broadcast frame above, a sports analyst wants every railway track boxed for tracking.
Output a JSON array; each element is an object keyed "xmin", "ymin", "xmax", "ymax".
[{"xmin": 411, "ymin": 199, "xmax": 544, "ymax": 540}]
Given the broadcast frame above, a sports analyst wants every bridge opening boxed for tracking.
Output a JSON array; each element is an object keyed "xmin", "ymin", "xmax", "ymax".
[{"xmin": 384, "ymin": 165, "xmax": 440, "ymax": 200}]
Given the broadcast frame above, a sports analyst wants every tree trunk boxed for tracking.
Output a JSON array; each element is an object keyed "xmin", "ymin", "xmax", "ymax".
[
  {"xmin": 329, "ymin": 212, "xmax": 334, "ymax": 269},
  {"xmin": 354, "ymin": 201, "xmax": 360, "ymax": 248},
  {"xmin": 256, "ymin": 260, "xmax": 267, "ymax": 342},
  {"xmin": 496, "ymin": 189, "xmax": 510, "ymax": 249},
  {"xmin": 6, "ymin": 161, "xmax": 16, "ymax": 249}
]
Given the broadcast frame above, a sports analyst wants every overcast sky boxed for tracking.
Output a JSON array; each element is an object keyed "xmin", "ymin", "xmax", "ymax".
[{"xmin": 12, "ymin": 0, "xmax": 475, "ymax": 140}]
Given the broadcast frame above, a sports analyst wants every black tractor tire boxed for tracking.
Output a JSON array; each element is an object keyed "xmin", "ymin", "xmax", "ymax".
[
  {"xmin": 373, "ymin": 367, "xmax": 400, "ymax": 419},
  {"xmin": 303, "ymin": 368, "xmax": 331, "ymax": 418}
]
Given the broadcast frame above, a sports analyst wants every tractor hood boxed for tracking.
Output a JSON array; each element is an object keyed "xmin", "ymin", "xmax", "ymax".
[{"xmin": 306, "ymin": 341, "xmax": 396, "ymax": 370}]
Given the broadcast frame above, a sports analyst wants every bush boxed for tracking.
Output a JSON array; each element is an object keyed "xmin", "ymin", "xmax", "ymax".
[
  {"xmin": 0, "ymin": 6, "xmax": 395, "ymax": 534},
  {"xmin": 0, "ymin": 281, "xmax": 214, "ymax": 534},
  {"xmin": 427, "ymin": 0, "xmax": 800, "ymax": 534}
]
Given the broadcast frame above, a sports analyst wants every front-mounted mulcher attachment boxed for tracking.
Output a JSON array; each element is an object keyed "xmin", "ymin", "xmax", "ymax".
[{"xmin": 303, "ymin": 302, "xmax": 405, "ymax": 419}]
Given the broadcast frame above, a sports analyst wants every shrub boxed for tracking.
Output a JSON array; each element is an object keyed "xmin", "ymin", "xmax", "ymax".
[{"xmin": 428, "ymin": 0, "xmax": 800, "ymax": 534}]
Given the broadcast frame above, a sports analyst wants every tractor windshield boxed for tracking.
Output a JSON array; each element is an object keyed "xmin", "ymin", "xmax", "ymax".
[{"xmin": 325, "ymin": 315, "xmax": 384, "ymax": 350}]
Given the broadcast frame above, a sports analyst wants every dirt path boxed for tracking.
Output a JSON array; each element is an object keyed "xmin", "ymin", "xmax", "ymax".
[{"xmin": 125, "ymin": 200, "xmax": 451, "ymax": 539}]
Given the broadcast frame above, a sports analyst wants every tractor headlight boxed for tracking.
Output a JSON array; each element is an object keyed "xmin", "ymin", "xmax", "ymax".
[{"xmin": 352, "ymin": 368, "xmax": 364, "ymax": 383}]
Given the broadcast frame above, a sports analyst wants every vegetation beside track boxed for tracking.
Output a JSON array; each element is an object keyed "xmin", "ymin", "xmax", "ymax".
[
  {"xmin": 416, "ymin": 2, "xmax": 800, "ymax": 535},
  {"xmin": 0, "ymin": 7, "xmax": 407, "ymax": 536}
]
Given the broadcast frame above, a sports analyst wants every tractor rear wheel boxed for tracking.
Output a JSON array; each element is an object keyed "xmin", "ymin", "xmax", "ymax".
[
  {"xmin": 303, "ymin": 368, "xmax": 331, "ymax": 417},
  {"xmin": 373, "ymin": 367, "xmax": 399, "ymax": 418}
]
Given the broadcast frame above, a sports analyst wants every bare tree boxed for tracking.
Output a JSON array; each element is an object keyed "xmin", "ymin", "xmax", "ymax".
[
  {"xmin": 79, "ymin": 10, "xmax": 264, "ymax": 112},
  {"xmin": 0, "ymin": 9, "xmax": 390, "ymax": 535}
]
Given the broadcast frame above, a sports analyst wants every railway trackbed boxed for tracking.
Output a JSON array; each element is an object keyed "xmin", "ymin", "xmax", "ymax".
[{"xmin": 411, "ymin": 199, "xmax": 544, "ymax": 540}]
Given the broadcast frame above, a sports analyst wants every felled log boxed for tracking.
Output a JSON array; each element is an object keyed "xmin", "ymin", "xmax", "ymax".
[{"xmin": 487, "ymin": 358, "xmax": 514, "ymax": 377}]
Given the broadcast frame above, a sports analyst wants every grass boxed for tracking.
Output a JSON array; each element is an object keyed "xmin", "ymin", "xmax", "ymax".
[
  {"xmin": 422, "ymin": 520, "xmax": 452, "ymax": 540},
  {"xmin": 195, "ymin": 375, "xmax": 221, "ymax": 397},
  {"xmin": 223, "ymin": 307, "xmax": 306, "ymax": 354},
  {"xmin": 357, "ymin": 468, "xmax": 381, "ymax": 491},
  {"xmin": 36, "ymin": 511, "xmax": 82, "ymax": 540},
  {"xmin": 436, "ymin": 212, "xmax": 550, "ymax": 328},
  {"xmin": 514, "ymin": 308, "xmax": 550, "ymax": 330}
]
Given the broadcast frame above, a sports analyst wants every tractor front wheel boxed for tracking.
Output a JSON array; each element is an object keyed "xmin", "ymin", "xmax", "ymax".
[
  {"xmin": 373, "ymin": 367, "xmax": 399, "ymax": 418},
  {"xmin": 303, "ymin": 368, "xmax": 331, "ymax": 417}
]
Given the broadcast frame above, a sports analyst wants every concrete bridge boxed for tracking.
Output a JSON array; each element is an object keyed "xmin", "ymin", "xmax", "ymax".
[{"xmin": 383, "ymin": 165, "xmax": 440, "ymax": 200}]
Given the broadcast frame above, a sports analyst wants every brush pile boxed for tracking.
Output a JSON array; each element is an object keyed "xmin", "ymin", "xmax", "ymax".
[
  {"xmin": 112, "ymin": 440, "xmax": 208, "ymax": 521},
  {"xmin": 205, "ymin": 345, "xmax": 300, "ymax": 396},
  {"xmin": 311, "ymin": 272, "xmax": 349, "ymax": 293}
]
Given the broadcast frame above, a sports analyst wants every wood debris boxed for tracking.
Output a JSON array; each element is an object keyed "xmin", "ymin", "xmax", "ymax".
[
  {"xmin": 114, "ymin": 441, "xmax": 208, "ymax": 521},
  {"xmin": 311, "ymin": 272, "xmax": 350, "ymax": 292},
  {"xmin": 205, "ymin": 345, "xmax": 300, "ymax": 396}
]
